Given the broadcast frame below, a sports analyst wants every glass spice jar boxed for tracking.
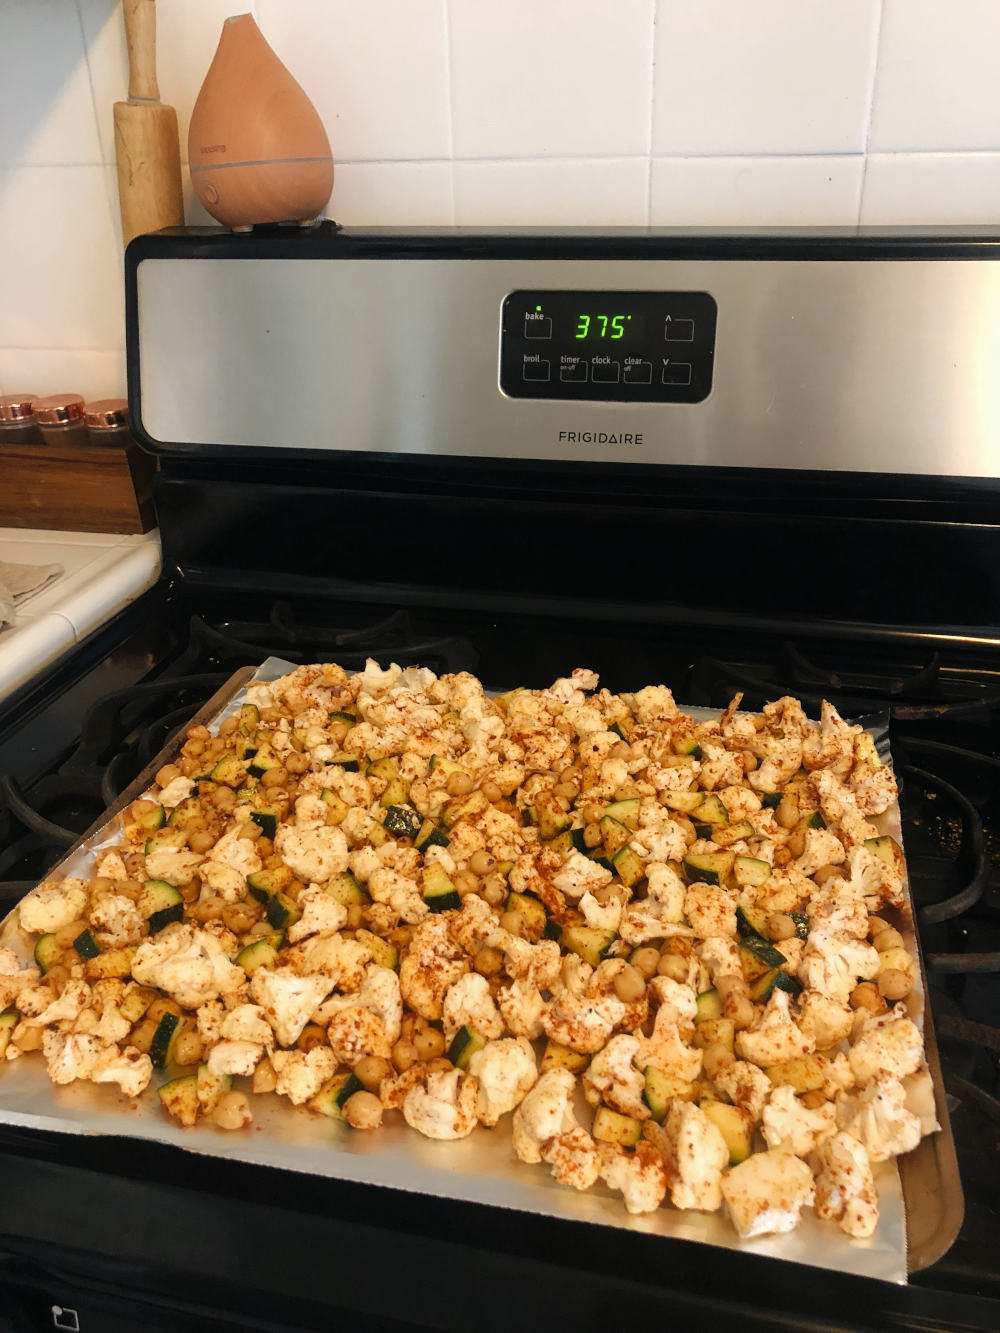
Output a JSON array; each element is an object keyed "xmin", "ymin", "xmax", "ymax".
[
  {"xmin": 0, "ymin": 393, "xmax": 43, "ymax": 447},
  {"xmin": 32, "ymin": 393, "xmax": 89, "ymax": 448},
  {"xmin": 85, "ymin": 398, "xmax": 134, "ymax": 449}
]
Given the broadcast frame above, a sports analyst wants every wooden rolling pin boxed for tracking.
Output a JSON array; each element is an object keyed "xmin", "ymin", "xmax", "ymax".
[{"xmin": 113, "ymin": 0, "xmax": 183, "ymax": 245}]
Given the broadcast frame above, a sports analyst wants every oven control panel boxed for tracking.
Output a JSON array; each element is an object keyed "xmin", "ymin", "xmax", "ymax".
[{"xmin": 499, "ymin": 289, "xmax": 717, "ymax": 403}]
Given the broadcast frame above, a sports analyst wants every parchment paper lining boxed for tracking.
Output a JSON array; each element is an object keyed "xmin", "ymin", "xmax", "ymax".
[{"xmin": 0, "ymin": 658, "xmax": 923, "ymax": 1283}]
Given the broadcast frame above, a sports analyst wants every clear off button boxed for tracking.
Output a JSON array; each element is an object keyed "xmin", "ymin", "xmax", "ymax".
[{"xmin": 623, "ymin": 360, "xmax": 652, "ymax": 385}]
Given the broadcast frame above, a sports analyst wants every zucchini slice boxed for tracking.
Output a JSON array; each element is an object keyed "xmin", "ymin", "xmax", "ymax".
[
  {"xmin": 119, "ymin": 983, "xmax": 156, "ymax": 1024},
  {"xmin": 750, "ymin": 968, "xmax": 803, "ymax": 1002},
  {"xmin": 603, "ymin": 798, "xmax": 640, "ymax": 830},
  {"xmin": 210, "ymin": 754, "xmax": 247, "ymax": 788},
  {"xmin": 266, "ymin": 892, "xmax": 301, "ymax": 931},
  {"xmin": 592, "ymin": 1106, "xmax": 642, "ymax": 1146},
  {"xmin": 247, "ymin": 866, "xmax": 294, "ymax": 903},
  {"xmin": 540, "ymin": 1041, "xmax": 590, "ymax": 1075},
  {"xmin": 734, "ymin": 856, "xmax": 771, "ymax": 889},
  {"xmin": 320, "ymin": 787, "xmax": 350, "ymax": 826},
  {"xmin": 447, "ymin": 1025, "xmax": 488, "ymax": 1071},
  {"xmin": 144, "ymin": 827, "xmax": 188, "ymax": 855},
  {"xmin": 250, "ymin": 807, "xmax": 280, "ymax": 839},
  {"xmin": 382, "ymin": 804, "xmax": 423, "ymax": 839},
  {"xmin": 864, "ymin": 835, "xmax": 905, "ymax": 876},
  {"xmin": 237, "ymin": 937, "xmax": 281, "ymax": 976},
  {"xmin": 691, "ymin": 794, "xmax": 729, "ymax": 826},
  {"xmin": 328, "ymin": 753, "xmax": 361, "ymax": 773},
  {"xmin": 533, "ymin": 791, "xmax": 573, "ymax": 841},
  {"xmin": 693, "ymin": 1016, "xmax": 735, "ymax": 1052},
  {"xmin": 695, "ymin": 989, "xmax": 723, "ymax": 1023},
  {"xmin": 736, "ymin": 905, "xmax": 769, "ymax": 939},
  {"xmin": 759, "ymin": 792, "xmax": 783, "ymax": 809},
  {"xmin": 543, "ymin": 918, "xmax": 563, "ymax": 942},
  {"xmin": 167, "ymin": 797, "xmax": 203, "ymax": 829},
  {"xmin": 309, "ymin": 1071, "xmax": 364, "ymax": 1120},
  {"xmin": 33, "ymin": 934, "xmax": 62, "ymax": 974},
  {"xmin": 790, "ymin": 912, "xmax": 810, "ymax": 941},
  {"xmin": 325, "ymin": 871, "xmax": 369, "ymax": 907},
  {"xmin": 422, "ymin": 863, "xmax": 461, "ymax": 913},
  {"xmin": 739, "ymin": 932, "xmax": 788, "ymax": 969},
  {"xmin": 329, "ymin": 710, "xmax": 357, "ymax": 726},
  {"xmin": 84, "ymin": 947, "xmax": 136, "ymax": 979},
  {"xmin": 700, "ymin": 1099, "xmax": 752, "ymax": 1165},
  {"xmin": 248, "ymin": 743, "xmax": 283, "ymax": 779},
  {"xmin": 150, "ymin": 1012, "xmax": 182, "ymax": 1069},
  {"xmin": 682, "ymin": 851, "xmax": 734, "ymax": 885},
  {"xmin": 415, "ymin": 820, "xmax": 450, "ymax": 853},
  {"xmin": 239, "ymin": 703, "xmax": 260, "ymax": 734},
  {"xmin": 673, "ymin": 733, "xmax": 703, "ymax": 760},
  {"xmin": 158, "ymin": 1073, "xmax": 199, "ymax": 1127},
  {"xmin": 196, "ymin": 1064, "xmax": 232, "ymax": 1115},
  {"xmin": 804, "ymin": 810, "xmax": 827, "ymax": 830},
  {"xmin": 132, "ymin": 802, "xmax": 166, "ymax": 831},
  {"xmin": 355, "ymin": 929, "xmax": 399, "ymax": 971},
  {"xmin": 600, "ymin": 815, "xmax": 632, "ymax": 860},
  {"xmin": 0, "ymin": 1010, "xmax": 17, "ymax": 1060},
  {"xmin": 612, "ymin": 845, "xmax": 645, "ymax": 888},
  {"xmin": 504, "ymin": 891, "xmax": 547, "ymax": 942},
  {"xmin": 561, "ymin": 924, "xmax": 617, "ymax": 967},
  {"xmin": 138, "ymin": 880, "xmax": 184, "ymax": 934},
  {"xmin": 72, "ymin": 929, "xmax": 101, "ymax": 961},
  {"xmin": 658, "ymin": 789, "xmax": 705, "ymax": 816}
]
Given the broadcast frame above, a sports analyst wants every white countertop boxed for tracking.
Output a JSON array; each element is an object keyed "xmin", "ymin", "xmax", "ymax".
[{"xmin": 0, "ymin": 527, "xmax": 162, "ymax": 703}]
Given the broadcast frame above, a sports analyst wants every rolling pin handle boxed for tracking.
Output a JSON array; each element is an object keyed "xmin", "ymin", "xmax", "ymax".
[{"xmin": 123, "ymin": 0, "xmax": 160, "ymax": 103}]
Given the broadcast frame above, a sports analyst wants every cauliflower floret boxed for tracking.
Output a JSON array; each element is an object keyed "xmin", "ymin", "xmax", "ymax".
[
  {"xmin": 796, "ymin": 991, "xmax": 854, "ymax": 1050},
  {"xmin": 42, "ymin": 1031, "xmax": 104, "ymax": 1085},
  {"xmin": 761, "ymin": 1084, "xmax": 836, "ymax": 1156},
  {"xmin": 271, "ymin": 1046, "xmax": 337, "ymax": 1105},
  {"xmin": 808, "ymin": 877, "xmax": 869, "ymax": 938},
  {"xmin": 142, "ymin": 850, "xmax": 205, "ymax": 886},
  {"xmin": 684, "ymin": 883, "xmax": 737, "ymax": 938},
  {"xmin": 402, "ymin": 1067, "xmax": 479, "ymax": 1140},
  {"xmin": 542, "ymin": 991, "xmax": 623, "ymax": 1055},
  {"xmin": 712, "ymin": 1060, "xmax": 773, "ymax": 1123},
  {"xmin": 848, "ymin": 1010, "xmax": 923, "ymax": 1085},
  {"xmin": 90, "ymin": 1045, "xmax": 153, "ymax": 1098},
  {"xmin": 250, "ymin": 968, "xmax": 332, "ymax": 1047},
  {"xmin": 620, "ymin": 861, "xmax": 690, "ymax": 945},
  {"xmin": 628, "ymin": 684, "xmax": 679, "ymax": 725},
  {"xmin": 89, "ymin": 893, "xmax": 144, "ymax": 948},
  {"xmin": 209, "ymin": 826, "xmax": 263, "ymax": 879},
  {"xmin": 699, "ymin": 935, "xmax": 744, "ymax": 983},
  {"xmin": 597, "ymin": 1140, "xmax": 668, "ymax": 1215},
  {"xmin": 27, "ymin": 979, "xmax": 92, "ymax": 1028},
  {"xmin": 368, "ymin": 867, "xmax": 428, "ymax": 926},
  {"xmin": 813, "ymin": 1131, "xmax": 879, "ymax": 1238},
  {"xmin": 697, "ymin": 743, "xmax": 744, "ymax": 791},
  {"xmin": 327, "ymin": 1006, "xmax": 391, "ymax": 1064},
  {"xmin": 132, "ymin": 924, "xmax": 245, "ymax": 1009},
  {"xmin": 273, "ymin": 823, "xmax": 348, "ymax": 884},
  {"xmin": 441, "ymin": 973, "xmax": 504, "ymax": 1042},
  {"xmin": 794, "ymin": 828, "xmax": 846, "ymax": 878},
  {"xmin": 843, "ymin": 843, "xmax": 906, "ymax": 910},
  {"xmin": 285, "ymin": 886, "xmax": 348, "ymax": 943},
  {"xmin": 467, "ymin": 1036, "xmax": 538, "ymax": 1126},
  {"xmin": 19, "ymin": 879, "xmax": 88, "ymax": 935},
  {"xmin": 208, "ymin": 1040, "xmax": 264, "ymax": 1078},
  {"xmin": 94, "ymin": 849, "xmax": 128, "ymax": 881},
  {"xmin": 198, "ymin": 861, "xmax": 246, "ymax": 902},
  {"xmin": 582, "ymin": 1034, "xmax": 648, "ymax": 1118},
  {"xmin": 748, "ymin": 736, "xmax": 804, "ymax": 794},
  {"xmin": 637, "ymin": 1004, "xmax": 703, "ymax": 1083},
  {"xmin": 298, "ymin": 934, "xmax": 371, "ymax": 990},
  {"xmin": 154, "ymin": 775, "xmax": 195, "ymax": 808},
  {"xmin": 540, "ymin": 1127, "xmax": 601, "ymax": 1191},
  {"xmin": 799, "ymin": 928, "xmax": 880, "ymax": 1000},
  {"xmin": 648, "ymin": 974, "xmax": 699, "ymax": 1025},
  {"xmin": 333, "ymin": 964, "xmax": 403, "ymax": 1046},
  {"xmin": 835, "ymin": 1076, "xmax": 922, "ymax": 1161},
  {"xmin": 511, "ymin": 1067, "xmax": 577, "ymax": 1164},
  {"xmin": 721, "ymin": 1148, "xmax": 816, "ymax": 1239},
  {"xmin": 578, "ymin": 889, "xmax": 624, "ymax": 933},
  {"xmin": 220, "ymin": 1003, "xmax": 273, "ymax": 1046},
  {"xmin": 902, "ymin": 1064, "xmax": 941, "ymax": 1137},
  {"xmin": 551, "ymin": 851, "xmax": 613, "ymax": 902},
  {"xmin": 399, "ymin": 915, "xmax": 468, "ymax": 1021},
  {"xmin": 660, "ymin": 1100, "xmax": 729, "ymax": 1211},
  {"xmin": 196, "ymin": 999, "xmax": 224, "ymax": 1045},
  {"xmin": 498, "ymin": 979, "xmax": 548, "ymax": 1039},
  {"xmin": 735, "ymin": 989, "xmax": 814, "ymax": 1068}
]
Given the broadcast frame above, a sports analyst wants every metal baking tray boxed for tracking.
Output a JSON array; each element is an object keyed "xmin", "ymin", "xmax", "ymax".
[{"xmin": 0, "ymin": 661, "xmax": 964, "ymax": 1282}]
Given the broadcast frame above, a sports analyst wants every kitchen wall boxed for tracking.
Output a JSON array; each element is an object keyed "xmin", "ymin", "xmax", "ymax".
[{"xmin": 1, "ymin": 0, "xmax": 999, "ymax": 399}]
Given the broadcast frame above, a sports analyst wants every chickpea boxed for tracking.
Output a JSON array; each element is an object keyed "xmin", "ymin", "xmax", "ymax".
[
  {"xmin": 147, "ymin": 997, "xmax": 183, "ymax": 1023},
  {"xmin": 188, "ymin": 828, "xmax": 217, "ymax": 855},
  {"xmin": 726, "ymin": 993, "xmax": 755, "ymax": 1031},
  {"xmin": 553, "ymin": 782, "xmax": 577, "ymax": 800},
  {"xmin": 613, "ymin": 964, "xmax": 646, "ymax": 1004},
  {"xmin": 124, "ymin": 852, "xmax": 146, "ymax": 878},
  {"xmin": 583, "ymin": 823, "xmax": 603, "ymax": 849},
  {"xmin": 481, "ymin": 875, "xmax": 507, "ymax": 907},
  {"xmin": 155, "ymin": 763, "xmax": 181, "ymax": 788},
  {"xmin": 702, "ymin": 1043, "xmax": 735, "ymax": 1081},
  {"xmin": 353, "ymin": 1055, "xmax": 392, "ymax": 1092},
  {"xmin": 172, "ymin": 1030, "xmax": 203, "ymax": 1067},
  {"xmin": 53, "ymin": 918, "xmax": 89, "ymax": 949},
  {"xmin": 614, "ymin": 783, "xmax": 639, "ymax": 803},
  {"xmin": 812, "ymin": 864, "xmax": 842, "ymax": 886},
  {"xmin": 256, "ymin": 836, "xmax": 274, "ymax": 858},
  {"xmin": 469, "ymin": 850, "xmax": 496, "ymax": 877},
  {"xmin": 260, "ymin": 705, "xmax": 284, "ymax": 724},
  {"xmin": 182, "ymin": 737, "xmax": 206, "ymax": 758},
  {"xmin": 285, "ymin": 751, "xmax": 310, "ymax": 775},
  {"xmin": 265, "ymin": 852, "xmax": 285, "ymax": 871},
  {"xmin": 242, "ymin": 822, "xmax": 262, "ymax": 842},
  {"xmin": 218, "ymin": 716, "xmax": 240, "ymax": 737},
  {"xmin": 190, "ymin": 895, "xmax": 225, "ymax": 923},
  {"xmin": 772, "ymin": 846, "xmax": 792, "ymax": 868},
  {"xmin": 656, "ymin": 953, "xmax": 689, "ymax": 983},
  {"xmin": 742, "ymin": 752, "xmax": 758, "ymax": 773},
  {"xmin": 261, "ymin": 766, "xmax": 288, "ymax": 789},
  {"xmin": 252, "ymin": 1059, "xmax": 277, "ymax": 1094},
  {"xmin": 500, "ymin": 910, "xmax": 524, "ymax": 937},
  {"xmin": 343, "ymin": 1090, "xmax": 384, "ymax": 1130},
  {"xmin": 629, "ymin": 947, "xmax": 660, "ymax": 980},
  {"xmin": 474, "ymin": 946, "xmax": 504, "ymax": 977},
  {"xmin": 15, "ymin": 1025, "xmax": 44, "ymax": 1052},
  {"xmin": 445, "ymin": 771, "xmax": 474, "ymax": 797},
  {"xmin": 766, "ymin": 913, "xmax": 797, "ymax": 942},
  {"xmin": 214, "ymin": 787, "xmax": 236, "ymax": 813},
  {"xmin": 413, "ymin": 1026, "xmax": 446, "ymax": 1062},
  {"xmin": 609, "ymin": 741, "xmax": 630, "ymax": 761},
  {"xmin": 297, "ymin": 1023, "xmax": 327, "ymax": 1052},
  {"xmin": 850, "ymin": 982, "xmax": 884, "ymax": 1013},
  {"xmin": 392, "ymin": 1038, "xmax": 419, "ymax": 1072},
  {"xmin": 582, "ymin": 802, "xmax": 604, "ymax": 826},
  {"xmin": 130, "ymin": 798, "xmax": 158, "ymax": 821},
  {"xmin": 481, "ymin": 780, "xmax": 502, "ymax": 804},
  {"xmin": 212, "ymin": 1090, "xmax": 252, "ymax": 1131},
  {"xmin": 454, "ymin": 870, "xmax": 480, "ymax": 896},
  {"xmin": 776, "ymin": 795, "xmax": 799, "ymax": 830},
  {"xmin": 44, "ymin": 964, "xmax": 70, "ymax": 994},
  {"xmin": 877, "ymin": 968, "xmax": 913, "ymax": 1002},
  {"xmin": 178, "ymin": 878, "xmax": 200, "ymax": 904},
  {"xmin": 130, "ymin": 1017, "xmax": 158, "ymax": 1054},
  {"xmin": 873, "ymin": 927, "xmax": 905, "ymax": 953},
  {"xmin": 786, "ymin": 827, "xmax": 807, "ymax": 859},
  {"xmin": 345, "ymin": 902, "xmax": 364, "ymax": 930}
]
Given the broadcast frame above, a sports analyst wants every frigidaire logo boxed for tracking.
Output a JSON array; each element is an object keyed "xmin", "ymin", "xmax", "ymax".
[
  {"xmin": 558, "ymin": 430, "xmax": 643, "ymax": 446},
  {"xmin": 200, "ymin": 144, "xmax": 227, "ymax": 154}
]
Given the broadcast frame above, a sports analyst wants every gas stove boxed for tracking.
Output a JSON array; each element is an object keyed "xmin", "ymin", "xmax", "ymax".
[{"xmin": 0, "ymin": 227, "xmax": 998, "ymax": 1332}]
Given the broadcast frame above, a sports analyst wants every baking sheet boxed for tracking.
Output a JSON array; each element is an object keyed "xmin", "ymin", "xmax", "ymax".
[{"xmin": 0, "ymin": 657, "xmax": 948, "ymax": 1283}]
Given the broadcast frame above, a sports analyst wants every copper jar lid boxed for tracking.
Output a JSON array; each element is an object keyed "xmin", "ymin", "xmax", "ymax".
[
  {"xmin": 0, "ymin": 393, "xmax": 39, "ymax": 423},
  {"xmin": 33, "ymin": 394, "xmax": 85, "ymax": 426},
  {"xmin": 84, "ymin": 398, "xmax": 129, "ymax": 430}
]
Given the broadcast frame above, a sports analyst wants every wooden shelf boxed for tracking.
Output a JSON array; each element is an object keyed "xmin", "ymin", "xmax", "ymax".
[{"xmin": 0, "ymin": 440, "xmax": 156, "ymax": 534}]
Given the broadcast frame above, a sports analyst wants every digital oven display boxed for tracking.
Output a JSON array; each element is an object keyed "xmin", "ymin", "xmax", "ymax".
[{"xmin": 499, "ymin": 289, "xmax": 717, "ymax": 403}]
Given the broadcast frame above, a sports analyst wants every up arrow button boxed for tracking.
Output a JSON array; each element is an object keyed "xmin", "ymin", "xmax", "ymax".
[{"xmin": 664, "ymin": 316, "xmax": 695, "ymax": 342}]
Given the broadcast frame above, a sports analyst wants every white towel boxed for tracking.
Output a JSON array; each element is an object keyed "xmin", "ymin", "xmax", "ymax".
[{"xmin": 0, "ymin": 560, "xmax": 63, "ymax": 630}]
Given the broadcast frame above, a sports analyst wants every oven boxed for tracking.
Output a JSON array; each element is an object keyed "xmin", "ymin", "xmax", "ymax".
[{"xmin": 0, "ymin": 226, "xmax": 997, "ymax": 1331}]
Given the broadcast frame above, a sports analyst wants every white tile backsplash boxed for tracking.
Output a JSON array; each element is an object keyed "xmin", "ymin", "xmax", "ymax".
[
  {"xmin": 861, "ymin": 152, "xmax": 1000, "ymax": 224},
  {"xmin": 258, "ymin": 1, "xmax": 451, "ymax": 163},
  {"xmin": 870, "ymin": 0, "xmax": 1000, "ymax": 152},
  {"xmin": 650, "ymin": 156, "xmax": 864, "ymax": 226},
  {"xmin": 449, "ymin": 0, "xmax": 654, "ymax": 159},
  {"xmin": 652, "ymin": 0, "xmax": 881, "ymax": 156},
  {"xmin": 455, "ymin": 158, "xmax": 649, "ymax": 226},
  {"xmin": 0, "ymin": 0, "xmax": 996, "ymax": 380},
  {"xmin": 0, "ymin": 0, "xmax": 102, "ymax": 166}
]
